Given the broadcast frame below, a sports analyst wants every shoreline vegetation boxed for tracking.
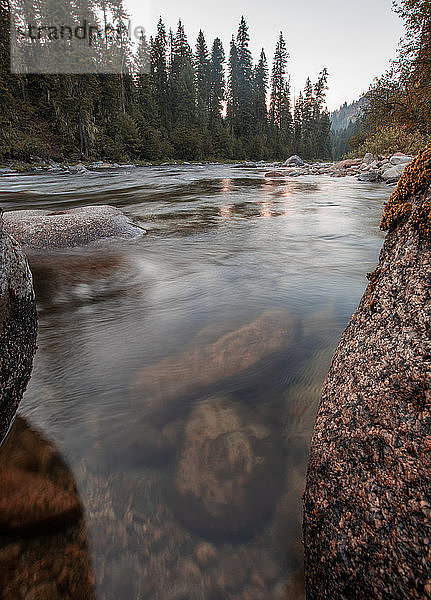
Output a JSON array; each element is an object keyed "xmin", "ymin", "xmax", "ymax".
[{"xmin": 331, "ymin": 1, "xmax": 430, "ymax": 159}]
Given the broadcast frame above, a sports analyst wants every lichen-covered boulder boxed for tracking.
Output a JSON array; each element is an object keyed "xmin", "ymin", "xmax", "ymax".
[
  {"xmin": 0, "ymin": 217, "xmax": 37, "ymax": 441},
  {"xmin": 303, "ymin": 144, "xmax": 431, "ymax": 599},
  {"xmin": 3, "ymin": 205, "xmax": 145, "ymax": 250}
]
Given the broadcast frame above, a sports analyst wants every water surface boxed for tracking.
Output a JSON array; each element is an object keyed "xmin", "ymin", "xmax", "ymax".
[{"xmin": 0, "ymin": 165, "xmax": 389, "ymax": 599}]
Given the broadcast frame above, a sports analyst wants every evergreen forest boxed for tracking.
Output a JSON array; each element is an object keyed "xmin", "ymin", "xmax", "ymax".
[{"xmin": 0, "ymin": 0, "xmax": 331, "ymax": 163}]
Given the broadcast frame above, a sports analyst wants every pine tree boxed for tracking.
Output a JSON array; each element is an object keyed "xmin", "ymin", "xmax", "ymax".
[
  {"xmin": 195, "ymin": 30, "xmax": 210, "ymax": 124},
  {"xmin": 253, "ymin": 49, "xmax": 268, "ymax": 132},
  {"xmin": 208, "ymin": 37, "xmax": 225, "ymax": 126},
  {"xmin": 269, "ymin": 32, "xmax": 289, "ymax": 129},
  {"xmin": 170, "ymin": 20, "xmax": 195, "ymax": 125},
  {"xmin": 151, "ymin": 18, "xmax": 169, "ymax": 128},
  {"xmin": 236, "ymin": 16, "xmax": 253, "ymax": 137}
]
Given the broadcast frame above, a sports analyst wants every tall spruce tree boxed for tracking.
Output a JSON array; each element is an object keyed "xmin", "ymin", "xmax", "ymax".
[
  {"xmin": 151, "ymin": 18, "xmax": 169, "ymax": 128},
  {"xmin": 269, "ymin": 32, "xmax": 289, "ymax": 129},
  {"xmin": 235, "ymin": 16, "xmax": 253, "ymax": 137},
  {"xmin": 253, "ymin": 49, "xmax": 268, "ymax": 132},
  {"xmin": 170, "ymin": 20, "xmax": 195, "ymax": 125},
  {"xmin": 209, "ymin": 37, "xmax": 225, "ymax": 126},
  {"xmin": 195, "ymin": 30, "xmax": 210, "ymax": 124}
]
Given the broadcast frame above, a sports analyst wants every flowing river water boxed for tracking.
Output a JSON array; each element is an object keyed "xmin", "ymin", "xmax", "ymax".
[{"xmin": 0, "ymin": 164, "xmax": 389, "ymax": 599}]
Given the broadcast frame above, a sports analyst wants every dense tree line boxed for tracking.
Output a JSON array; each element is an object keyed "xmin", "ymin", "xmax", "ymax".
[
  {"xmin": 349, "ymin": 0, "xmax": 431, "ymax": 156},
  {"xmin": 0, "ymin": 1, "xmax": 331, "ymax": 162}
]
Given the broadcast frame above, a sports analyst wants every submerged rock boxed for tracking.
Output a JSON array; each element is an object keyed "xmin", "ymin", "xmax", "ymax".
[
  {"xmin": 168, "ymin": 399, "xmax": 284, "ymax": 540},
  {"xmin": 303, "ymin": 145, "xmax": 431, "ymax": 599},
  {"xmin": 0, "ymin": 216, "xmax": 37, "ymax": 441},
  {"xmin": 264, "ymin": 171, "xmax": 285, "ymax": 178},
  {"xmin": 131, "ymin": 309, "xmax": 295, "ymax": 417},
  {"xmin": 3, "ymin": 205, "xmax": 145, "ymax": 250},
  {"xmin": 0, "ymin": 417, "xmax": 95, "ymax": 599}
]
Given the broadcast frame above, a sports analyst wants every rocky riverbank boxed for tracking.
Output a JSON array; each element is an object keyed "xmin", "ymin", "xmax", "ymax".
[
  {"xmin": 262, "ymin": 152, "xmax": 414, "ymax": 184},
  {"xmin": 0, "ymin": 153, "xmax": 415, "ymax": 186}
]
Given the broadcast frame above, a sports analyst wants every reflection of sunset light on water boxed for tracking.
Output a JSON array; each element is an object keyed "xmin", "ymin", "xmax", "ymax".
[
  {"xmin": 262, "ymin": 179, "xmax": 294, "ymax": 198},
  {"xmin": 259, "ymin": 202, "xmax": 272, "ymax": 218},
  {"xmin": 220, "ymin": 178, "xmax": 233, "ymax": 193},
  {"xmin": 219, "ymin": 203, "xmax": 233, "ymax": 219}
]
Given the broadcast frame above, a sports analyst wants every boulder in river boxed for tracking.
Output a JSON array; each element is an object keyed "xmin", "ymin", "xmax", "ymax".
[
  {"xmin": 358, "ymin": 169, "xmax": 382, "ymax": 183},
  {"xmin": 3, "ymin": 205, "xmax": 145, "ymax": 250},
  {"xmin": 283, "ymin": 155, "xmax": 305, "ymax": 167},
  {"xmin": 303, "ymin": 144, "xmax": 431, "ymax": 599},
  {"xmin": 168, "ymin": 398, "xmax": 284, "ymax": 540},
  {"xmin": 0, "ymin": 216, "xmax": 37, "ymax": 441}
]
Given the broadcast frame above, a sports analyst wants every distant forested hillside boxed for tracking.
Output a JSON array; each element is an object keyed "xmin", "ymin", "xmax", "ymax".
[
  {"xmin": 0, "ymin": 2, "xmax": 332, "ymax": 163},
  {"xmin": 330, "ymin": 97, "xmax": 366, "ymax": 159},
  {"xmin": 330, "ymin": 97, "xmax": 367, "ymax": 132}
]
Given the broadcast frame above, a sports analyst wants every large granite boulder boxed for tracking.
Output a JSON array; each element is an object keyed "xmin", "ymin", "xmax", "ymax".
[
  {"xmin": 3, "ymin": 205, "xmax": 145, "ymax": 250},
  {"xmin": 0, "ymin": 216, "xmax": 37, "ymax": 441},
  {"xmin": 303, "ymin": 144, "xmax": 431, "ymax": 599},
  {"xmin": 168, "ymin": 399, "xmax": 284, "ymax": 540},
  {"xmin": 283, "ymin": 155, "xmax": 305, "ymax": 167}
]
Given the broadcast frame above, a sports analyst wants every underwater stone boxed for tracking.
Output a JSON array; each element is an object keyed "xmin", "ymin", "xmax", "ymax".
[{"xmin": 168, "ymin": 399, "xmax": 284, "ymax": 540}]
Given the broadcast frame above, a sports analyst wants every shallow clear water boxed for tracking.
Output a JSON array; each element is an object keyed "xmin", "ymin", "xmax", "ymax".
[{"xmin": 0, "ymin": 165, "xmax": 389, "ymax": 599}]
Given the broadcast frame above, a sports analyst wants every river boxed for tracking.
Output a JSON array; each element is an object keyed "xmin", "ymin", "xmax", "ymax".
[{"xmin": 0, "ymin": 164, "xmax": 389, "ymax": 599}]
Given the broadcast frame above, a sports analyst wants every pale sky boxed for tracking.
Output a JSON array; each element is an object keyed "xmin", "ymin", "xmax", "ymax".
[{"xmin": 124, "ymin": 0, "xmax": 404, "ymax": 111}]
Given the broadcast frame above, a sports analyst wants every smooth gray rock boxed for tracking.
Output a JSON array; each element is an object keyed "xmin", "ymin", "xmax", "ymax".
[
  {"xmin": 283, "ymin": 155, "xmax": 305, "ymax": 167},
  {"xmin": 0, "ymin": 217, "xmax": 37, "ymax": 441},
  {"xmin": 381, "ymin": 164, "xmax": 405, "ymax": 181},
  {"xmin": 390, "ymin": 154, "xmax": 413, "ymax": 166},
  {"xmin": 3, "ymin": 205, "xmax": 145, "ymax": 250}
]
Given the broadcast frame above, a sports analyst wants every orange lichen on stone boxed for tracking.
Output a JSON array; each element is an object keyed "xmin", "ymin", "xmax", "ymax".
[
  {"xmin": 411, "ymin": 199, "xmax": 431, "ymax": 237},
  {"xmin": 366, "ymin": 268, "xmax": 380, "ymax": 294},
  {"xmin": 380, "ymin": 144, "xmax": 431, "ymax": 233}
]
